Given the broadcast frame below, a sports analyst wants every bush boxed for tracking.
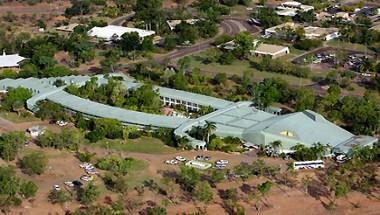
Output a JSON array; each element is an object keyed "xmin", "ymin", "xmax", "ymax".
[
  {"xmin": 96, "ymin": 156, "xmax": 138, "ymax": 175},
  {"xmin": 19, "ymin": 181, "xmax": 38, "ymax": 199},
  {"xmin": 20, "ymin": 151, "xmax": 48, "ymax": 175},
  {"xmin": 294, "ymin": 39, "xmax": 323, "ymax": 51}
]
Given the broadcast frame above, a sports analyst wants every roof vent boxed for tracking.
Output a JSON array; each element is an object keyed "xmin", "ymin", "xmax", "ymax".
[{"xmin": 303, "ymin": 110, "xmax": 326, "ymax": 122}]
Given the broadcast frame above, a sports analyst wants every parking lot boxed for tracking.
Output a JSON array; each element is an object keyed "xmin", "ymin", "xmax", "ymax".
[{"xmin": 292, "ymin": 47, "xmax": 375, "ymax": 74}]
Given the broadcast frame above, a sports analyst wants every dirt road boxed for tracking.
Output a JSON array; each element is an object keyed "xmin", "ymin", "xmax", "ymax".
[{"xmin": 0, "ymin": 1, "xmax": 69, "ymax": 14}]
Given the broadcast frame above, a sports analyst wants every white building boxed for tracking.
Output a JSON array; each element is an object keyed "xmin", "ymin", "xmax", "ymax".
[
  {"xmin": 87, "ymin": 25, "xmax": 155, "ymax": 41},
  {"xmin": 0, "ymin": 52, "xmax": 26, "ymax": 69},
  {"xmin": 253, "ymin": 43, "xmax": 290, "ymax": 59},
  {"xmin": 304, "ymin": 26, "xmax": 340, "ymax": 41},
  {"xmin": 166, "ymin": 19, "xmax": 199, "ymax": 30},
  {"xmin": 56, "ymin": 23, "xmax": 79, "ymax": 32},
  {"xmin": 265, "ymin": 23, "xmax": 340, "ymax": 41},
  {"xmin": 275, "ymin": 1, "xmax": 314, "ymax": 17},
  {"xmin": 218, "ymin": 40, "xmax": 290, "ymax": 59}
]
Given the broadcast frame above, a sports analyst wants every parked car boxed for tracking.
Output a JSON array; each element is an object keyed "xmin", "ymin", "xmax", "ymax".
[
  {"xmin": 64, "ymin": 181, "xmax": 74, "ymax": 187},
  {"xmin": 216, "ymin": 160, "xmax": 229, "ymax": 165},
  {"xmin": 195, "ymin": 155, "xmax": 211, "ymax": 161},
  {"xmin": 86, "ymin": 169, "xmax": 99, "ymax": 175},
  {"xmin": 195, "ymin": 155, "xmax": 204, "ymax": 160},
  {"xmin": 80, "ymin": 175, "xmax": 94, "ymax": 182},
  {"xmin": 72, "ymin": 180, "xmax": 83, "ymax": 187},
  {"xmin": 204, "ymin": 156, "xmax": 211, "ymax": 161},
  {"xmin": 165, "ymin": 159, "xmax": 178, "ymax": 165},
  {"xmin": 53, "ymin": 185, "xmax": 61, "ymax": 191},
  {"xmin": 79, "ymin": 163, "xmax": 91, "ymax": 168},
  {"xmin": 175, "ymin": 156, "xmax": 186, "ymax": 162},
  {"xmin": 56, "ymin": 120, "xmax": 68, "ymax": 127},
  {"xmin": 335, "ymin": 154, "xmax": 347, "ymax": 163},
  {"xmin": 215, "ymin": 164, "xmax": 226, "ymax": 169}
]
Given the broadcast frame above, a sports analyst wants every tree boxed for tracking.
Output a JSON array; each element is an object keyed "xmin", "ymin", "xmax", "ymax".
[
  {"xmin": 35, "ymin": 101, "xmax": 68, "ymax": 121},
  {"xmin": 178, "ymin": 166, "xmax": 201, "ymax": 192},
  {"xmin": 100, "ymin": 49, "xmax": 121, "ymax": 73},
  {"xmin": 2, "ymin": 87, "xmax": 32, "ymax": 113},
  {"xmin": 257, "ymin": 181, "xmax": 272, "ymax": 200},
  {"xmin": 135, "ymin": 0, "xmax": 164, "ymax": 32},
  {"xmin": 0, "ymin": 131, "xmax": 27, "ymax": 161},
  {"xmin": 175, "ymin": 23, "xmax": 198, "ymax": 44},
  {"xmin": 301, "ymin": 175, "xmax": 312, "ymax": 194},
  {"xmin": 178, "ymin": 56, "xmax": 191, "ymax": 73},
  {"xmin": 20, "ymin": 151, "xmax": 48, "ymax": 175},
  {"xmin": 147, "ymin": 206, "xmax": 167, "ymax": 215},
  {"xmin": 0, "ymin": 165, "xmax": 38, "ymax": 213},
  {"xmin": 49, "ymin": 190, "xmax": 72, "ymax": 209},
  {"xmin": 233, "ymin": 32, "xmax": 254, "ymax": 59},
  {"xmin": 294, "ymin": 87, "xmax": 315, "ymax": 111},
  {"xmin": 210, "ymin": 169, "xmax": 226, "ymax": 184},
  {"xmin": 253, "ymin": 7, "xmax": 280, "ymax": 28},
  {"xmin": 103, "ymin": 173, "xmax": 129, "ymax": 194},
  {"xmin": 65, "ymin": 0, "xmax": 92, "ymax": 17},
  {"xmin": 203, "ymin": 121, "xmax": 216, "ymax": 144},
  {"xmin": 65, "ymin": 33, "xmax": 95, "ymax": 65},
  {"xmin": 269, "ymin": 140, "xmax": 282, "ymax": 156},
  {"xmin": 19, "ymin": 181, "xmax": 38, "ymax": 199},
  {"xmin": 120, "ymin": 32, "xmax": 140, "ymax": 54},
  {"xmin": 163, "ymin": 36, "xmax": 177, "ymax": 50},
  {"xmin": 78, "ymin": 182, "xmax": 100, "ymax": 205},
  {"xmin": 193, "ymin": 182, "xmax": 213, "ymax": 203}
]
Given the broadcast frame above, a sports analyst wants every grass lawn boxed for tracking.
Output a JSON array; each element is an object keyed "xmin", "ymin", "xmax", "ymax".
[
  {"xmin": 0, "ymin": 111, "xmax": 39, "ymax": 123},
  {"xmin": 189, "ymin": 56, "xmax": 314, "ymax": 86},
  {"xmin": 92, "ymin": 136, "xmax": 177, "ymax": 154}
]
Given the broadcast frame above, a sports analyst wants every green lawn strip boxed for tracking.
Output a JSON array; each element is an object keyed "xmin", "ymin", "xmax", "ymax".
[
  {"xmin": 0, "ymin": 111, "xmax": 39, "ymax": 123},
  {"xmin": 326, "ymin": 40, "xmax": 374, "ymax": 54},
  {"xmin": 189, "ymin": 58, "xmax": 313, "ymax": 86},
  {"xmin": 90, "ymin": 137, "xmax": 177, "ymax": 154}
]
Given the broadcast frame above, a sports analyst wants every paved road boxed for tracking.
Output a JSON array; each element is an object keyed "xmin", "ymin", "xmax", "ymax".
[
  {"xmin": 154, "ymin": 18, "xmax": 261, "ymax": 63},
  {"xmin": 110, "ymin": 12, "xmax": 135, "ymax": 26}
]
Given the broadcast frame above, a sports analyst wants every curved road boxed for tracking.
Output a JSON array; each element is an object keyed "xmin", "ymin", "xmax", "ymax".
[{"xmin": 154, "ymin": 18, "xmax": 261, "ymax": 63}]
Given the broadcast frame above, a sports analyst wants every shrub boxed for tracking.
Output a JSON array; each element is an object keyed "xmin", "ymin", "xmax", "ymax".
[{"xmin": 20, "ymin": 151, "xmax": 48, "ymax": 175}]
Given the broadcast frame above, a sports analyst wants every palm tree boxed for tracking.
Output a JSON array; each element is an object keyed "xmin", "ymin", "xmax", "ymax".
[
  {"xmin": 270, "ymin": 140, "xmax": 282, "ymax": 156},
  {"xmin": 312, "ymin": 143, "xmax": 331, "ymax": 159},
  {"xmin": 203, "ymin": 121, "xmax": 216, "ymax": 144},
  {"xmin": 175, "ymin": 135, "xmax": 189, "ymax": 150}
]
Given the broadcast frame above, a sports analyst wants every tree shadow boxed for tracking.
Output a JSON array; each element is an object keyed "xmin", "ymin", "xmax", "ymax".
[
  {"xmin": 239, "ymin": 183, "xmax": 255, "ymax": 194},
  {"xmin": 308, "ymin": 180, "xmax": 330, "ymax": 201}
]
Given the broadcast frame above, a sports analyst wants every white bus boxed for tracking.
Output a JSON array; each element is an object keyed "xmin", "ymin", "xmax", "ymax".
[{"xmin": 293, "ymin": 160, "xmax": 324, "ymax": 170}]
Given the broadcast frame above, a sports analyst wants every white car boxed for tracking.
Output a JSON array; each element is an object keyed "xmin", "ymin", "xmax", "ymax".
[
  {"xmin": 86, "ymin": 169, "xmax": 99, "ymax": 175},
  {"xmin": 79, "ymin": 163, "xmax": 91, "ymax": 168},
  {"xmin": 84, "ymin": 165, "xmax": 95, "ymax": 171},
  {"xmin": 53, "ymin": 185, "xmax": 61, "ymax": 191},
  {"xmin": 64, "ymin": 181, "xmax": 74, "ymax": 187},
  {"xmin": 56, "ymin": 120, "xmax": 68, "ymax": 127},
  {"xmin": 216, "ymin": 160, "xmax": 229, "ymax": 165},
  {"xmin": 165, "ymin": 159, "xmax": 178, "ymax": 165},
  {"xmin": 215, "ymin": 164, "xmax": 226, "ymax": 169},
  {"xmin": 80, "ymin": 175, "xmax": 94, "ymax": 182},
  {"xmin": 175, "ymin": 156, "xmax": 186, "ymax": 162}
]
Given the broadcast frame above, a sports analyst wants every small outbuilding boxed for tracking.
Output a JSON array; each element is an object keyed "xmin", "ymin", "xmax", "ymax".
[
  {"xmin": 253, "ymin": 43, "xmax": 290, "ymax": 59},
  {"xmin": 27, "ymin": 126, "xmax": 46, "ymax": 138}
]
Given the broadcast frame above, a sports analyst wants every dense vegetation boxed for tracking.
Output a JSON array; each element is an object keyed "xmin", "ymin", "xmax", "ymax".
[{"xmin": 66, "ymin": 77, "xmax": 162, "ymax": 114}]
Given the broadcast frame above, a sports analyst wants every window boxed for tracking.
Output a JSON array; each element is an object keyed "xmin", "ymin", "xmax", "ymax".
[{"xmin": 280, "ymin": 130, "xmax": 294, "ymax": 137}]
